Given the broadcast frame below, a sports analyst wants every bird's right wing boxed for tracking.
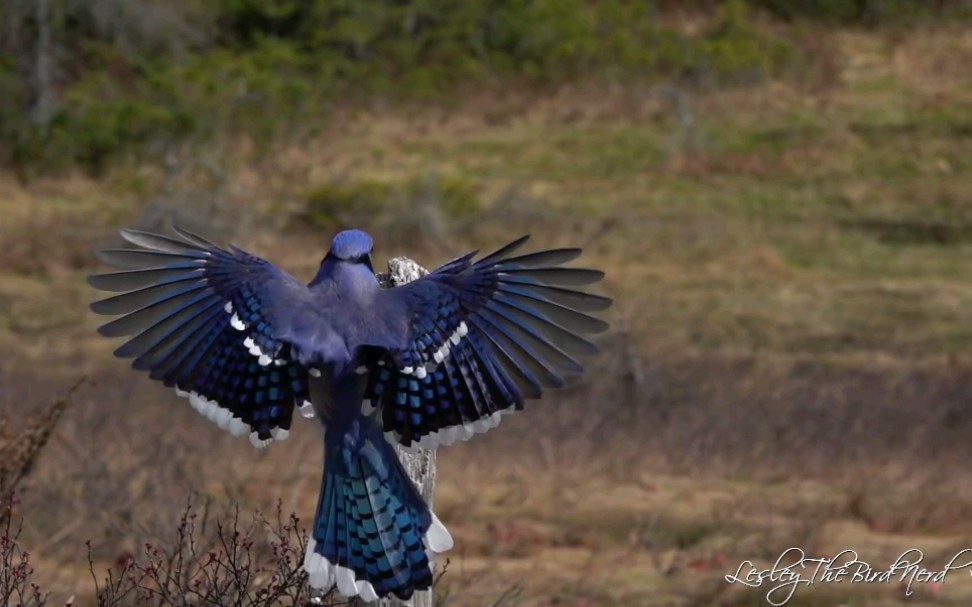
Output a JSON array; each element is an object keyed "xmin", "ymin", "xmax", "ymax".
[
  {"xmin": 88, "ymin": 227, "xmax": 340, "ymax": 447},
  {"xmin": 361, "ymin": 236, "xmax": 612, "ymax": 450}
]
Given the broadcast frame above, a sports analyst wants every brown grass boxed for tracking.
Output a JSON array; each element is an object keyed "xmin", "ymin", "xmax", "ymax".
[
  {"xmin": 6, "ymin": 344, "xmax": 972, "ymax": 605},
  {"xmin": 0, "ymin": 378, "xmax": 87, "ymax": 527}
]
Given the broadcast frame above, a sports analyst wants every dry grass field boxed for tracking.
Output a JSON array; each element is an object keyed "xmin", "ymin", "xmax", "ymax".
[{"xmin": 4, "ymin": 21, "xmax": 972, "ymax": 606}]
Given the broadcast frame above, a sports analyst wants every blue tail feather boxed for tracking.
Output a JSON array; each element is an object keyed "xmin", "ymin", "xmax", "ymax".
[{"xmin": 306, "ymin": 417, "xmax": 450, "ymax": 600}]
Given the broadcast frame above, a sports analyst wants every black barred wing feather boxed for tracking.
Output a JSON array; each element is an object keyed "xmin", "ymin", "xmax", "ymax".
[
  {"xmin": 365, "ymin": 236, "xmax": 611, "ymax": 450},
  {"xmin": 89, "ymin": 228, "xmax": 319, "ymax": 447}
]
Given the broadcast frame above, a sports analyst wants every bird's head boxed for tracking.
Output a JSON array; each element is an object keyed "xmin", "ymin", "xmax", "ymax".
[{"xmin": 326, "ymin": 229, "xmax": 374, "ymax": 272}]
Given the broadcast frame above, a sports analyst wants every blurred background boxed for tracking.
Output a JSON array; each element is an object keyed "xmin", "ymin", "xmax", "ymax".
[{"xmin": 3, "ymin": 0, "xmax": 972, "ymax": 605}]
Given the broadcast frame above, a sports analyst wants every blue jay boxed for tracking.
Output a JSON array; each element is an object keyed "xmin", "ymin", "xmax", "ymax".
[{"xmin": 89, "ymin": 227, "xmax": 611, "ymax": 601}]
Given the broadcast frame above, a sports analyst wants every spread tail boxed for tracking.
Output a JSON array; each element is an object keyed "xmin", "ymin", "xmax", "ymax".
[{"xmin": 305, "ymin": 421, "xmax": 453, "ymax": 600}]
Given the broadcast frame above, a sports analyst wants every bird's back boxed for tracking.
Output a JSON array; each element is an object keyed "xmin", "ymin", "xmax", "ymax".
[{"xmin": 309, "ymin": 260, "xmax": 409, "ymax": 355}]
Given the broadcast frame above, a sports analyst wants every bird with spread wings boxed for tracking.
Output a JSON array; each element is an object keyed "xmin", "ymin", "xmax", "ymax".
[{"xmin": 89, "ymin": 227, "xmax": 611, "ymax": 601}]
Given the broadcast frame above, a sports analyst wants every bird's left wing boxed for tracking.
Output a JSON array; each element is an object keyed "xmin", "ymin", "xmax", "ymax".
[
  {"xmin": 89, "ymin": 227, "xmax": 333, "ymax": 447},
  {"xmin": 361, "ymin": 236, "xmax": 612, "ymax": 450}
]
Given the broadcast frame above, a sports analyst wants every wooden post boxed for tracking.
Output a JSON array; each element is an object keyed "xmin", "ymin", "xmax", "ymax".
[
  {"xmin": 368, "ymin": 257, "xmax": 438, "ymax": 607},
  {"xmin": 310, "ymin": 257, "xmax": 438, "ymax": 607}
]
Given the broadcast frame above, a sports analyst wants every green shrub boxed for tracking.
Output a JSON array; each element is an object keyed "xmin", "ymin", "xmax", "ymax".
[
  {"xmin": 303, "ymin": 178, "xmax": 393, "ymax": 228},
  {"xmin": 749, "ymin": 0, "xmax": 966, "ymax": 24},
  {"xmin": 1, "ymin": 0, "xmax": 813, "ymax": 174},
  {"xmin": 699, "ymin": 0, "xmax": 798, "ymax": 81},
  {"xmin": 301, "ymin": 172, "xmax": 483, "ymax": 229}
]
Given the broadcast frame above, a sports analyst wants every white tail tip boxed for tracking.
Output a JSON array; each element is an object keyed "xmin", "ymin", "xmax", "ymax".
[{"xmin": 425, "ymin": 512, "xmax": 454, "ymax": 552}]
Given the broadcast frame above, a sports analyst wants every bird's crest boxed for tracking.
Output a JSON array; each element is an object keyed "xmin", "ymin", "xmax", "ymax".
[{"xmin": 330, "ymin": 230, "xmax": 373, "ymax": 261}]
